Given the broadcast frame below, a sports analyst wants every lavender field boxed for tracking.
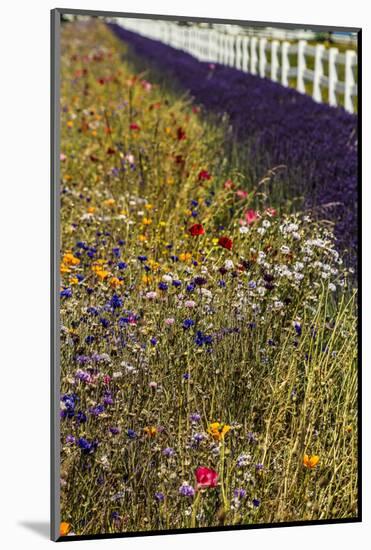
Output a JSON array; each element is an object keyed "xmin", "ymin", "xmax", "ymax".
[{"xmin": 58, "ymin": 18, "xmax": 359, "ymax": 538}]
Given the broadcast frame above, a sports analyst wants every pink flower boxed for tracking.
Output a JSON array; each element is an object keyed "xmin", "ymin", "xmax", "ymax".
[
  {"xmin": 236, "ymin": 189, "xmax": 249, "ymax": 199},
  {"xmin": 195, "ymin": 466, "xmax": 218, "ymax": 489},
  {"xmin": 60, "ymin": 153, "xmax": 67, "ymax": 162},
  {"xmin": 265, "ymin": 207, "xmax": 277, "ymax": 217},
  {"xmin": 164, "ymin": 318, "xmax": 175, "ymax": 325},
  {"xmin": 103, "ymin": 375, "xmax": 111, "ymax": 385},
  {"xmin": 185, "ymin": 300, "xmax": 196, "ymax": 308},
  {"xmin": 145, "ymin": 291, "xmax": 157, "ymax": 300},
  {"xmin": 224, "ymin": 179, "xmax": 234, "ymax": 190},
  {"xmin": 245, "ymin": 209, "xmax": 260, "ymax": 225}
]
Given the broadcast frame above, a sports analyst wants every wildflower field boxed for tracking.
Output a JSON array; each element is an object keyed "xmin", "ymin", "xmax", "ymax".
[{"xmin": 58, "ymin": 19, "xmax": 359, "ymax": 537}]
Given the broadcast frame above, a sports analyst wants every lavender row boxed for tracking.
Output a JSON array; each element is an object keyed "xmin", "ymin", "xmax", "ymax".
[{"xmin": 108, "ymin": 23, "xmax": 358, "ymax": 266}]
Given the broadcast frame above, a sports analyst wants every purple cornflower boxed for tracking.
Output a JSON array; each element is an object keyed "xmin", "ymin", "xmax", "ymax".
[
  {"xmin": 252, "ymin": 498, "xmax": 261, "ymax": 507},
  {"xmin": 190, "ymin": 412, "xmax": 201, "ymax": 423},
  {"xmin": 127, "ymin": 429, "xmax": 137, "ymax": 439},
  {"xmin": 155, "ymin": 492, "xmax": 165, "ymax": 502},
  {"xmin": 234, "ymin": 488, "xmax": 247, "ymax": 499},
  {"xmin": 66, "ymin": 435, "xmax": 76, "ymax": 444},
  {"xmin": 109, "ymin": 427, "xmax": 120, "ymax": 435},
  {"xmin": 179, "ymin": 482, "xmax": 195, "ymax": 497},
  {"xmin": 162, "ymin": 447, "xmax": 175, "ymax": 457}
]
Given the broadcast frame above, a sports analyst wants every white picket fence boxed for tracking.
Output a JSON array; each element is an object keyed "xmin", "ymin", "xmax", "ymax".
[{"xmin": 114, "ymin": 18, "xmax": 358, "ymax": 114}]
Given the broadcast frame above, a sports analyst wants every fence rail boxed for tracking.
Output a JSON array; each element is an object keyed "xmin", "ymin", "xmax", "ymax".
[{"xmin": 113, "ymin": 18, "xmax": 358, "ymax": 114}]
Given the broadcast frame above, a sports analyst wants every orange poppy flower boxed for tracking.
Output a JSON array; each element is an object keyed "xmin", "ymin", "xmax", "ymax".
[
  {"xmin": 303, "ymin": 454, "xmax": 320, "ymax": 469},
  {"xmin": 60, "ymin": 522, "xmax": 71, "ymax": 536}
]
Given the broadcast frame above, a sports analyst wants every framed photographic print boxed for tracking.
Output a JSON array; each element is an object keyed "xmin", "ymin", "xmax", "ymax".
[{"xmin": 51, "ymin": 8, "xmax": 361, "ymax": 541}]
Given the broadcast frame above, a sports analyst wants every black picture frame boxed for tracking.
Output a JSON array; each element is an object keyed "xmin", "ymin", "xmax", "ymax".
[{"xmin": 51, "ymin": 8, "xmax": 362, "ymax": 542}]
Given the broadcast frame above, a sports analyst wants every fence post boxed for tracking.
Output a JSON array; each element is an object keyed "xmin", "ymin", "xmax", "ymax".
[
  {"xmin": 271, "ymin": 40, "xmax": 279, "ymax": 81},
  {"xmin": 281, "ymin": 41, "xmax": 290, "ymax": 86},
  {"xmin": 235, "ymin": 35, "xmax": 242, "ymax": 69},
  {"xmin": 297, "ymin": 40, "xmax": 306, "ymax": 93},
  {"xmin": 259, "ymin": 38, "xmax": 267, "ymax": 77},
  {"xmin": 328, "ymin": 47, "xmax": 339, "ymax": 107},
  {"xmin": 242, "ymin": 37, "xmax": 250, "ymax": 72},
  {"xmin": 250, "ymin": 36, "xmax": 258, "ymax": 74},
  {"xmin": 344, "ymin": 50, "xmax": 356, "ymax": 113},
  {"xmin": 313, "ymin": 44, "xmax": 325, "ymax": 102}
]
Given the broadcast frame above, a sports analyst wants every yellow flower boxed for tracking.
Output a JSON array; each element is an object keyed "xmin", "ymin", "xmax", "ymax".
[
  {"xmin": 87, "ymin": 206, "xmax": 96, "ymax": 214},
  {"xmin": 158, "ymin": 221, "xmax": 167, "ymax": 227},
  {"xmin": 60, "ymin": 522, "xmax": 71, "ymax": 536},
  {"xmin": 145, "ymin": 203, "xmax": 154, "ymax": 210},
  {"xmin": 303, "ymin": 454, "xmax": 320, "ymax": 469},
  {"xmin": 166, "ymin": 177, "xmax": 174, "ymax": 185},
  {"xmin": 142, "ymin": 217, "xmax": 152, "ymax": 225},
  {"xmin": 60, "ymin": 263, "xmax": 71, "ymax": 274},
  {"xmin": 208, "ymin": 422, "xmax": 231, "ymax": 441},
  {"xmin": 179, "ymin": 252, "xmax": 192, "ymax": 262},
  {"xmin": 67, "ymin": 120, "xmax": 73, "ymax": 128},
  {"xmin": 142, "ymin": 274, "xmax": 152, "ymax": 285},
  {"xmin": 63, "ymin": 252, "xmax": 80, "ymax": 266},
  {"xmin": 109, "ymin": 277, "xmax": 123, "ymax": 288},
  {"xmin": 148, "ymin": 260, "xmax": 160, "ymax": 271},
  {"xmin": 212, "ymin": 238, "xmax": 219, "ymax": 246},
  {"xmin": 138, "ymin": 235, "xmax": 148, "ymax": 242},
  {"xmin": 70, "ymin": 276, "xmax": 79, "ymax": 285},
  {"xmin": 144, "ymin": 426, "xmax": 157, "ymax": 437}
]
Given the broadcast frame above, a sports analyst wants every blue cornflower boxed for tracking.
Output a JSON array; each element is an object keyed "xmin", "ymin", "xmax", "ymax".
[
  {"xmin": 155, "ymin": 492, "xmax": 165, "ymax": 502},
  {"xmin": 99, "ymin": 318, "xmax": 110, "ymax": 328},
  {"xmin": 118, "ymin": 261, "xmax": 127, "ymax": 269},
  {"xmin": 76, "ymin": 411, "xmax": 87, "ymax": 424},
  {"xmin": 294, "ymin": 322, "xmax": 302, "ymax": 336},
  {"xmin": 194, "ymin": 330, "xmax": 213, "ymax": 347},
  {"xmin": 137, "ymin": 255, "xmax": 147, "ymax": 262},
  {"xmin": 77, "ymin": 437, "xmax": 98, "ymax": 454},
  {"xmin": 234, "ymin": 488, "xmax": 247, "ymax": 499},
  {"xmin": 127, "ymin": 429, "xmax": 137, "ymax": 439},
  {"xmin": 158, "ymin": 282, "xmax": 168, "ymax": 291},
  {"xmin": 112, "ymin": 247, "xmax": 121, "ymax": 258},
  {"xmin": 90, "ymin": 404, "xmax": 105, "ymax": 416},
  {"xmin": 109, "ymin": 427, "xmax": 120, "ymax": 435},
  {"xmin": 85, "ymin": 335, "xmax": 95, "ymax": 344},
  {"xmin": 186, "ymin": 283, "xmax": 195, "ymax": 293},
  {"xmin": 150, "ymin": 337, "xmax": 158, "ymax": 346},
  {"xmin": 182, "ymin": 319, "xmax": 195, "ymax": 329},
  {"xmin": 252, "ymin": 498, "xmax": 261, "ymax": 507},
  {"xmin": 110, "ymin": 294, "xmax": 123, "ymax": 309},
  {"xmin": 60, "ymin": 288, "xmax": 72, "ymax": 298},
  {"xmin": 170, "ymin": 255, "xmax": 179, "ymax": 262},
  {"xmin": 218, "ymin": 280, "xmax": 226, "ymax": 287},
  {"xmin": 172, "ymin": 279, "xmax": 181, "ymax": 287}
]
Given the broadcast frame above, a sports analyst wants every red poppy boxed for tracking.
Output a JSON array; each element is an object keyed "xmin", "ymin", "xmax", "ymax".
[
  {"xmin": 177, "ymin": 127, "xmax": 187, "ymax": 141},
  {"xmin": 245, "ymin": 209, "xmax": 260, "ymax": 225},
  {"xmin": 198, "ymin": 170, "xmax": 211, "ymax": 181},
  {"xmin": 218, "ymin": 236, "xmax": 233, "ymax": 251},
  {"xmin": 129, "ymin": 122, "xmax": 140, "ymax": 131},
  {"xmin": 195, "ymin": 467, "xmax": 218, "ymax": 489},
  {"xmin": 106, "ymin": 147, "xmax": 115, "ymax": 155},
  {"xmin": 189, "ymin": 223, "xmax": 205, "ymax": 236}
]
